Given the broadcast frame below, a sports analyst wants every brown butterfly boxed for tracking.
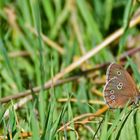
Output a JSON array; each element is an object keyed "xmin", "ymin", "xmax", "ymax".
[{"xmin": 103, "ymin": 63, "xmax": 140, "ymax": 108}]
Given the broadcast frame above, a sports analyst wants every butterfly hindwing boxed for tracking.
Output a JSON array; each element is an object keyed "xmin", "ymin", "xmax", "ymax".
[{"xmin": 104, "ymin": 76, "xmax": 136, "ymax": 108}]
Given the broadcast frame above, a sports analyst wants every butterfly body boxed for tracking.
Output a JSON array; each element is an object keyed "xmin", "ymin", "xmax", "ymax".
[{"xmin": 103, "ymin": 63, "xmax": 140, "ymax": 108}]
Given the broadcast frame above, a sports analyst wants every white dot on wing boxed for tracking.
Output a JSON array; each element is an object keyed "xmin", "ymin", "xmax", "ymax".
[{"xmin": 110, "ymin": 95, "xmax": 115, "ymax": 100}]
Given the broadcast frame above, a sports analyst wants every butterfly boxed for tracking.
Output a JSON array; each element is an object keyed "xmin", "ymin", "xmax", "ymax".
[{"xmin": 103, "ymin": 63, "xmax": 140, "ymax": 108}]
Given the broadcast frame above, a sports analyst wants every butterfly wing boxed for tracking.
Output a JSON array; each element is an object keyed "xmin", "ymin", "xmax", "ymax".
[
  {"xmin": 106, "ymin": 63, "xmax": 139, "ymax": 97},
  {"xmin": 103, "ymin": 77, "xmax": 137, "ymax": 108},
  {"xmin": 106, "ymin": 63, "xmax": 123, "ymax": 81}
]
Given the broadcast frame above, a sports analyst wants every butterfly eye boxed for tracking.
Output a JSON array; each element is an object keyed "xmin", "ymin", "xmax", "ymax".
[
  {"xmin": 117, "ymin": 71, "xmax": 121, "ymax": 75},
  {"xmin": 110, "ymin": 95, "xmax": 115, "ymax": 100},
  {"xmin": 110, "ymin": 90, "xmax": 114, "ymax": 94},
  {"xmin": 117, "ymin": 82, "xmax": 123, "ymax": 90}
]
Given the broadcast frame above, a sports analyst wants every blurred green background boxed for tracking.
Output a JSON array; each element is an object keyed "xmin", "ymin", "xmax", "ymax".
[{"xmin": 0, "ymin": 0, "xmax": 140, "ymax": 139}]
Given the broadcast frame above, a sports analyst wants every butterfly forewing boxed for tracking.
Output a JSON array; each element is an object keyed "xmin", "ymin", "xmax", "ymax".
[
  {"xmin": 106, "ymin": 63, "xmax": 124, "ymax": 81},
  {"xmin": 106, "ymin": 63, "xmax": 139, "ymax": 97}
]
